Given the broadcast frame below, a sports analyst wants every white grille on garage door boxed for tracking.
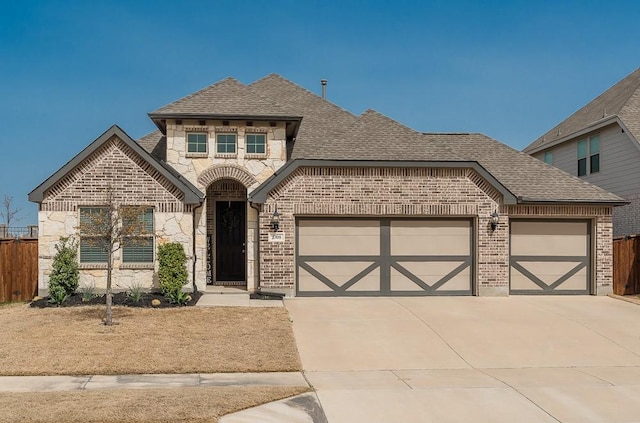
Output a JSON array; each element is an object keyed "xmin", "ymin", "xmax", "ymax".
[
  {"xmin": 296, "ymin": 218, "xmax": 473, "ymax": 296},
  {"xmin": 510, "ymin": 220, "xmax": 590, "ymax": 295}
]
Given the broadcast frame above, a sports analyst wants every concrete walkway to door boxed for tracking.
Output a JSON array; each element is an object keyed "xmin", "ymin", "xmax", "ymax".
[{"xmin": 285, "ymin": 296, "xmax": 640, "ymax": 423}]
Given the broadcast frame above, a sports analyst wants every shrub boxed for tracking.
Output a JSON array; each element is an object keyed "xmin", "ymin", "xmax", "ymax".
[
  {"xmin": 158, "ymin": 242, "xmax": 188, "ymax": 297},
  {"xmin": 79, "ymin": 282, "xmax": 99, "ymax": 302},
  {"xmin": 165, "ymin": 290, "xmax": 190, "ymax": 305},
  {"xmin": 47, "ymin": 284, "xmax": 68, "ymax": 306},
  {"xmin": 126, "ymin": 282, "xmax": 144, "ymax": 303},
  {"xmin": 49, "ymin": 237, "xmax": 79, "ymax": 296}
]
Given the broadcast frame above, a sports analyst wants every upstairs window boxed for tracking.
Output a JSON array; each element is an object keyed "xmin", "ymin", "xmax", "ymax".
[
  {"xmin": 187, "ymin": 133, "xmax": 207, "ymax": 154},
  {"xmin": 577, "ymin": 135, "xmax": 600, "ymax": 176},
  {"xmin": 544, "ymin": 151, "xmax": 553, "ymax": 165},
  {"xmin": 246, "ymin": 133, "xmax": 266, "ymax": 155},
  {"xmin": 216, "ymin": 134, "xmax": 237, "ymax": 154},
  {"xmin": 589, "ymin": 136, "xmax": 600, "ymax": 174}
]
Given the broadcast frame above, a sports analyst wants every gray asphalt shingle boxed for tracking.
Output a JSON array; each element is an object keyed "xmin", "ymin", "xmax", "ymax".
[
  {"xmin": 525, "ymin": 67, "xmax": 640, "ymax": 152},
  {"xmin": 140, "ymin": 73, "xmax": 622, "ymax": 204}
]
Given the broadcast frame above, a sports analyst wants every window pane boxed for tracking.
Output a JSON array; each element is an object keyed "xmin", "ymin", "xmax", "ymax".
[
  {"xmin": 577, "ymin": 140, "xmax": 587, "ymax": 158},
  {"xmin": 80, "ymin": 243, "xmax": 108, "ymax": 263},
  {"xmin": 578, "ymin": 158, "xmax": 587, "ymax": 176},
  {"xmin": 590, "ymin": 153, "xmax": 600, "ymax": 173},
  {"xmin": 246, "ymin": 134, "xmax": 266, "ymax": 154},
  {"xmin": 590, "ymin": 136, "xmax": 600, "ymax": 154},
  {"xmin": 544, "ymin": 151, "xmax": 553, "ymax": 164},
  {"xmin": 123, "ymin": 238, "xmax": 154, "ymax": 262},
  {"xmin": 79, "ymin": 207, "xmax": 109, "ymax": 263},
  {"xmin": 217, "ymin": 134, "xmax": 236, "ymax": 154},
  {"xmin": 187, "ymin": 133, "xmax": 207, "ymax": 153}
]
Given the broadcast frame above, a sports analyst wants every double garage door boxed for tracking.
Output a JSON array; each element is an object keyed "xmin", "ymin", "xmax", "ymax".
[
  {"xmin": 296, "ymin": 218, "xmax": 473, "ymax": 296},
  {"xmin": 296, "ymin": 218, "xmax": 591, "ymax": 296}
]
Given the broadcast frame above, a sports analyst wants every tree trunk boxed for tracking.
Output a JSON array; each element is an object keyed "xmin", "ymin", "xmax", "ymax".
[{"xmin": 105, "ymin": 248, "xmax": 113, "ymax": 325}]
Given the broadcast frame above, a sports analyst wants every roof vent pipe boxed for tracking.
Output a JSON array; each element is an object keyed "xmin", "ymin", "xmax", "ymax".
[{"xmin": 321, "ymin": 79, "xmax": 327, "ymax": 99}]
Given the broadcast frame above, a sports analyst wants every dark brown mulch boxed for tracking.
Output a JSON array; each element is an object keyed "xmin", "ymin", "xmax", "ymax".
[{"xmin": 30, "ymin": 291, "xmax": 203, "ymax": 309}]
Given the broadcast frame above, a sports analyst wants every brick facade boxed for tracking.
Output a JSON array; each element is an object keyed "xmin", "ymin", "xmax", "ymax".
[{"xmin": 258, "ymin": 166, "xmax": 614, "ymax": 296}]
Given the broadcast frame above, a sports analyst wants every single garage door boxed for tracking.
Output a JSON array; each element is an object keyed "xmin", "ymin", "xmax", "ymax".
[
  {"xmin": 510, "ymin": 220, "xmax": 590, "ymax": 295},
  {"xmin": 296, "ymin": 218, "xmax": 473, "ymax": 296}
]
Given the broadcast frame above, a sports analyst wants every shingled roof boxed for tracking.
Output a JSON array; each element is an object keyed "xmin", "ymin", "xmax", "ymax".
[
  {"xmin": 433, "ymin": 133, "xmax": 623, "ymax": 203},
  {"xmin": 142, "ymin": 73, "xmax": 623, "ymax": 205},
  {"xmin": 148, "ymin": 77, "xmax": 302, "ymax": 132},
  {"xmin": 525, "ymin": 67, "xmax": 640, "ymax": 153}
]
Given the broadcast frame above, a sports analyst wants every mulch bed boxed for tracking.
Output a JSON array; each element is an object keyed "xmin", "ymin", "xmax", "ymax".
[{"xmin": 30, "ymin": 291, "xmax": 203, "ymax": 309}]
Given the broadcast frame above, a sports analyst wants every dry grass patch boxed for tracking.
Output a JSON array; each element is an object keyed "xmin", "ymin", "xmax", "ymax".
[
  {"xmin": 0, "ymin": 385, "xmax": 309, "ymax": 423},
  {"xmin": 0, "ymin": 305, "xmax": 301, "ymax": 375}
]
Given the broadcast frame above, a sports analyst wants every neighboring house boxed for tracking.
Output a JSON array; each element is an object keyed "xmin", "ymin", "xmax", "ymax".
[
  {"xmin": 30, "ymin": 74, "xmax": 624, "ymax": 297},
  {"xmin": 524, "ymin": 68, "xmax": 640, "ymax": 237}
]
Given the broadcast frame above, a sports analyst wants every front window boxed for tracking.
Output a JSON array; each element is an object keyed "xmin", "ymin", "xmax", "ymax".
[
  {"xmin": 577, "ymin": 135, "xmax": 600, "ymax": 176},
  {"xmin": 246, "ymin": 133, "xmax": 266, "ymax": 155},
  {"xmin": 187, "ymin": 133, "xmax": 207, "ymax": 153},
  {"xmin": 122, "ymin": 208, "xmax": 154, "ymax": 263},
  {"xmin": 79, "ymin": 207, "xmax": 109, "ymax": 263},
  {"xmin": 216, "ymin": 134, "xmax": 237, "ymax": 154}
]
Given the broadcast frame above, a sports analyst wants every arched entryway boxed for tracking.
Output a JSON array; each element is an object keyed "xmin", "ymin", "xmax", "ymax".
[{"xmin": 206, "ymin": 179, "xmax": 247, "ymax": 286}]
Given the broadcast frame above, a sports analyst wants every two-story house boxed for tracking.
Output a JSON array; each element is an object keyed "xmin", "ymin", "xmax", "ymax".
[
  {"xmin": 524, "ymin": 68, "xmax": 640, "ymax": 237},
  {"xmin": 30, "ymin": 74, "xmax": 623, "ymax": 297}
]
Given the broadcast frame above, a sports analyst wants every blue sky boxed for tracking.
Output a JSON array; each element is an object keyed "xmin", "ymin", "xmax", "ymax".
[{"xmin": 2, "ymin": 0, "xmax": 640, "ymax": 225}]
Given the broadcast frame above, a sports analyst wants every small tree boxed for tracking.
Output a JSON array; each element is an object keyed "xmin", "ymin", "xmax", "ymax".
[
  {"xmin": 77, "ymin": 187, "xmax": 150, "ymax": 325},
  {"xmin": 158, "ymin": 242, "xmax": 189, "ymax": 303},
  {"xmin": 0, "ymin": 195, "xmax": 22, "ymax": 227},
  {"xmin": 49, "ymin": 237, "xmax": 80, "ymax": 296}
]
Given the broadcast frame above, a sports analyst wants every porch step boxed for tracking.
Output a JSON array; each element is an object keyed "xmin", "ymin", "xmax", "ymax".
[{"xmin": 196, "ymin": 293, "xmax": 283, "ymax": 308}]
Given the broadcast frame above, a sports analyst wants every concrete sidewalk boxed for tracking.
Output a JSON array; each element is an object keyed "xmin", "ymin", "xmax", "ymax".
[
  {"xmin": 0, "ymin": 372, "xmax": 306, "ymax": 392},
  {"xmin": 0, "ymin": 371, "xmax": 327, "ymax": 422}
]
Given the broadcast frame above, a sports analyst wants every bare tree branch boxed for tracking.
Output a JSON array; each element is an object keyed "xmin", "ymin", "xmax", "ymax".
[
  {"xmin": 0, "ymin": 195, "xmax": 23, "ymax": 227},
  {"xmin": 77, "ymin": 187, "xmax": 152, "ymax": 325}
]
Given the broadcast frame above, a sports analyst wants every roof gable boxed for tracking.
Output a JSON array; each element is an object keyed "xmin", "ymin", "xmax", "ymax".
[
  {"xmin": 525, "ymin": 68, "xmax": 640, "ymax": 152},
  {"xmin": 29, "ymin": 125, "xmax": 204, "ymax": 204}
]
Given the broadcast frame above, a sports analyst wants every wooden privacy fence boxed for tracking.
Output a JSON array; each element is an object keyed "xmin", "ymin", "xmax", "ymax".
[
  {"xmin": 613, "ymin": 236, "xmax": 640, "ymax": 295},
  {"xmin": 0, "ymin": 239, "xmax": 38, "ymax": 302}
]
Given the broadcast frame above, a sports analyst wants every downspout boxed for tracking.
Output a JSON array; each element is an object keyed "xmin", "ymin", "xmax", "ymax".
[
  {"xmin": 249, "ymin": 201, "xmax": 261, "ymax": 291},
  {"xmin": 192, "ymin": 200, "xmax": 204, "ymax": 293}
]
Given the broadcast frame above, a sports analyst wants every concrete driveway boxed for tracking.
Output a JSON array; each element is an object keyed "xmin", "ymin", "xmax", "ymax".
[{"xmin": 285, "ymin": 296, "xmax": 640, "ymax": 423}]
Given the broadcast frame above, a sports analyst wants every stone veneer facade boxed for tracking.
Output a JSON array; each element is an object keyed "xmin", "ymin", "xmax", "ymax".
[
  {"xmin": 163, "ymin": 119, "xmax": 287, "ymax": 291},
  {"xmin": 38, "ymin": 136, "xmax": 193, "ymax": 294},
  {"xmin": 257, "ymin": 166, "xmax": 614, "ymax": 296}
]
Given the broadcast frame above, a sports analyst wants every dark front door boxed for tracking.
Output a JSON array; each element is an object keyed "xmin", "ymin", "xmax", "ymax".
[{"xmin": 215, "ymin": 201, "xmax": 246, "ymax": 282}]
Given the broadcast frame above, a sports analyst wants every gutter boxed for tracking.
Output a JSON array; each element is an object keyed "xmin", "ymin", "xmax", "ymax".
[
  {"xmin": 191, "ymin": 201, "xmax": 204, "ymax": 293},
  {"xmin": 249, "ymin": 202, "xmax": 261, "ymax": 292}
]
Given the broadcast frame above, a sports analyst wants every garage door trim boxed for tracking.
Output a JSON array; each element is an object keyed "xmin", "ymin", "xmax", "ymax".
[{"xmin": 296, "ymin": 217, "xmax": 474, "ymax": 297}]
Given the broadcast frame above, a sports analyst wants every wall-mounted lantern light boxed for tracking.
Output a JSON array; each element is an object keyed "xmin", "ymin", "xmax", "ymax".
[
  {"xmin": 490, "ymin": 210, "xmax": 499, "ymax": 231},
  {"xmin": 270, "ymin": 207, "xmax": 280, "ymax": 232}
]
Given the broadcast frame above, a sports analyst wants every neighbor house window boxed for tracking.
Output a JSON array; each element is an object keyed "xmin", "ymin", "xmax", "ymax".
[
  {"xmin": 187, "ymin": 133, "xmax": 207, "ymax": 153},
  {"xmin": 122, "ymin": 208, "xmax": 154, "ymax": 263},
  {"xmin": 577, "ymin": 135, "xmax": 600, "ymax": 176},
  {"xmin": 544, "ymin": 151, "xmax": 553, "ymax": 165},
  {"xmin": 79, "ymin": 207, "xmax": 109, "ymax": 263},
  {"xmin": 246, "ymin": 133, "xmax": 266, "ymax": 155},
  {"xmin": 216, "ymin": 134, "xmax": 237, "ymax": 154}
]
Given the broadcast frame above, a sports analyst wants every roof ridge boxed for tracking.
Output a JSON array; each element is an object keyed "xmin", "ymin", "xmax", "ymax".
[
  {"xmin": 525, "ymin": 67, "xmax": 640, "ymax": 151},
  {"xmin": 150, "ymin": 77, "xmax": 243, "ymax": 114},
  {"xmin": 250, "ymin": 74, "xmax": 357, "ymax": 118}
]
